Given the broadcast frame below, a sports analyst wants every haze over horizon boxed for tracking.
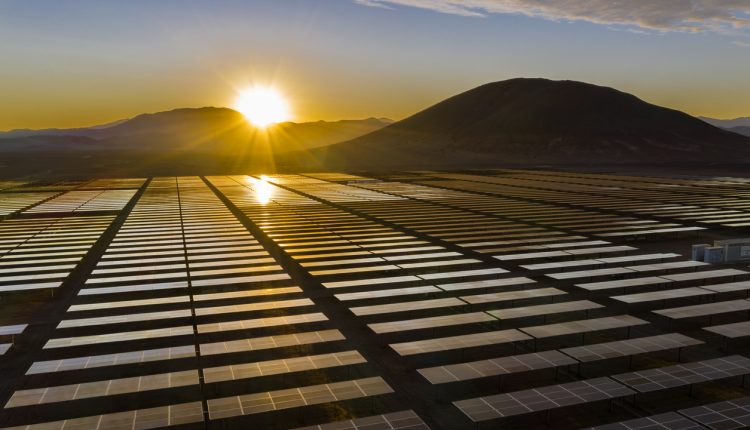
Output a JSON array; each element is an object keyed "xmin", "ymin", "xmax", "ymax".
[{"xmin": 2, "ymin": 0, "xmax": 750, "ymax": 130}]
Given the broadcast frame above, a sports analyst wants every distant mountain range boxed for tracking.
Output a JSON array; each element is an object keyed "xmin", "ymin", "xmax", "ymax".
[
  {"xmin": 0, "ymin": 118, "xmax": 128, "ymax": 139},
  {"xmin": 0, "ymin": 109, "xmax": 392, "ymax": 153},
  {"xmin": 699, "ymin": 116, "xmax": 750, "ymax": 129},
  {"xmin": 698, "ymin": 117, "xmax": 750, "ymax": 137},
  {"xmin": 291, "ymin": 78, "xmax": 750, "ymax": 169},
  {"xmin": 728, "ymin": 126, "xmax": 750, "ymax": 137},
  {"xmin": 0, "ymin": 110, "xmax": 391, "ymax": 177},
  {"xmin": 2, "ymin": 79, "xmax": 749, "ymax": 177}
]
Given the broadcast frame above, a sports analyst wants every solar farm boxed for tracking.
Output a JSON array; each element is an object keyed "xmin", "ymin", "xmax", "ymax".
[{"xmin": 2, "ymin": 169, "xmax": 750, "ymax": 429}]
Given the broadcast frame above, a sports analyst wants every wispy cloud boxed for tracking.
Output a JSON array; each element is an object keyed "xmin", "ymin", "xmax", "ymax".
[
  {"xmin": 734, "ymin": 40, "xmax": 750, "ymax": 47},
  {"xmin": 354, "ymin": 0, "xmax": 395, "ymax": 11},
  {"xmin": 605, "ymin": 26, "xmax": 652, "ymax": 36},
  {"xmin": 354, "ymin": 1, "xmax": 750, "ymax": 34}
]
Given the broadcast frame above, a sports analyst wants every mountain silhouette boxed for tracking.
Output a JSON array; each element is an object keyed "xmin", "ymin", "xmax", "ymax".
[
  {"xmin": 0, "ymin": 108, "xmax": 391, "ymax": 177},
  {"xmin": 292, "ymin": 78, "xmax": 750, "ymax": 169},
  {"xmin": 0, "ymin": 108, "xmax": 391, "ymax": 153},
  {"xmin": 3, "ymin": 80, "xmax": 749, "ymax": 178}
]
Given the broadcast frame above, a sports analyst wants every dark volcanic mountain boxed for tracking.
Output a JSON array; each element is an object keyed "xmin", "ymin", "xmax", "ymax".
[{"xmin": 293, "ymin": 78, "xmax": 750, "ymax": 169}]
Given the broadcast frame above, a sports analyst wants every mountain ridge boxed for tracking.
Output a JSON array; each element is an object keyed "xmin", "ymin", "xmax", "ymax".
[
  {"xmin": 0, "ymin": 107, "xmax": 393, "ymax": 155},
  {"xmin": 0, "ymin": 107, "xmax": 392, "ymax": 141},
  {"xmin": 290, "ymin": 78, "xmax": 750, "ymax": 169},
  {"xmin": 0, "ymin": 108, "xmax": 393, "ymax": 177},
  {"xmin": 2, "ymin": 79, "xmax": 749, "ymax": 177},
  {"xmin": 729, "ymin": 126, "xmax": 750, "ymax": 138},
  {"xmin": 699, "ymin": 116, "xmax": 750, "ymax": 129}
]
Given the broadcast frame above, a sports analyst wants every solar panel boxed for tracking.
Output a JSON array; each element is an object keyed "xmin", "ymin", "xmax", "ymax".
[
  {"xmin": 599, "ymin": 253, "xmax": 682, "ymax": 264},
  {"xmin": 576, "ymin": 276, "xmax": 671, "ymax": 292},
  {"xmin": 417, "ymin": 267, "xmax": 507, "ymax": 280},
  {"xmin": 383, "ymin": 252, "xmax": 460, "ymax": 261},
  {"xmin": 402, "ymin": 258, "xmax": 481, "ymax": 270},
  {"xmin": 78, "ymin": 280, "xmax": 189, "ymax": 295},
  {"xmin": 197, "ymin": 312, "xmax": 328, "ymax": 334},
  {"xmin": 679, "ymin": 395, "xmax": 750, "ymax": 429},
  {"xmin": 436, "ymin": 276, "xmax": 535, "ymax": 292},
  {"xmin": 598, "ymin": 227, "xmax": 705, "ymax": 237},
  {"xmin": 369, "ymin": 312, "xmax": 494, "ymax": 334},
  {"xmin": 700, "ymin": 281, "xmax": 750, "ymax": 294},
  {"xmin": 418, "ymin": 350, "xmax": 577, "ymax": 384},
  {"xmin": 335, "ymin": 285, "xmax": 439, "ymax": 301},
  {"xmin": 704, "ymin": 321, "xmax": 750, "ymax": 339},
  {"xmin": 194, "ymin": 298, "xmax": 314, "ymax": 316},
  {"xmin": 548, "ymin": 267, "xmax": 634, "ymax": 280},
  {"xmin": 612, "ymin": 287, "xmax": 713, "ymax": 304},
  {"xmin": 57, "ymin": 309, "xmax": 192, "ymax": 328},
  {"xmin": 613, "ymin": 355, "xmax": 750, "ymax": 393},
  {"xmin": 453, "ymin": 377, "xmax": 635, "ymax": 421},
  {"xmin": 660, "ymin": 269, "xmax": 747, "ymax": 282},
  {"xmin": 0, "ymin": 192, "xmax": 57, "ymax": 216},
  {"xmin": 309, "ymin": 264, "xmax": 401, "ymax": 276},
  {"xmin": 350, "ymin": 297, "xmax": 465, "ymax": 316},
  {"xmin": 291, "ymin": 410, "xmax": 431, "ymax": 430},
  {"xmin": 84, "ymin": 271, "xmax": 188, "ymax": 285},
  {"xmin": 495, "ymin": 250, "xmax": 569, "ymax": 260},
  {"xmin": 585, "ymin": 412, "xmax": 707, "ymax": 430},
  {"xmin": 0, "ymin": 324, "xmax": 27, "ymax": 337},
  {"xmin": 191, "ymin": 272, "xmax": 291, "ymax": 287},
  {"xmin": 192, "ymin": 286, "xmax": 301, "ymax": 301},
  {"xmin": 44, "ymin": 325, "xmax": 194, "ymax": 349},
  {"xmin": 390, "ymin": 328, "xmax": 530, "ymax": 356},
  {"xmin": 203, "ymin": 350, "xmax": 366, "ymax": 383},
  {"xmin": 626, "ymin": 260, "xmax": 708, "ymax": 272},
  {"xmin": 199, "ymin": 329, "xmax": 345, "ymax": 356},
  {"xmin": 565, "ymin": 245, "xmax": 637, "ymax": 255},
  {"xmin": 6, "ymin": 370, "xmax": 199, "ymax": 407},
  {"xmin": 460, "ymin": 287, "xmax": 566, "ymax": 305},
  {"xmin": 323, "ymin": 275, "xmax": 420, "ymax": 289},
  {"xmin": 520, "ymin": 315, "xmax": 647, "ymax": 339},
  {"xmin": 560, "ymin": 333, "xmax": 702, "ymax": 363},
  {"xmin": 655, "ymin": 299, "xmax": 750, "ymax": 320},
  {"xmin": 67, "ymin": 295, "xmax": 190, "ymax": 311},
  {"xmin": 519, "ymin": 259, "xmax": 595, "ymax": 271},
  {"xmin": 207, "ymin": 377, "xmax": 393, "ymax": 419},
  {"xmin": 0, "ymin": 401, "xmax": 204, "ymax": 430},
  {"xmin": 488, "ymin": 300, "xmax": 603, "ymax": 320},
  {"xmin": 26, "ymin": 345, "xmax": 196, "ymax": 375}
]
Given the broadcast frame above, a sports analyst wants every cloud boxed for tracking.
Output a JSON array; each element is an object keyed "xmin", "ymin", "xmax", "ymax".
[
  {"xmin": 354, "ymin": 1, "xmax": 750, "ymax": 34},
  {"xmin": 605, "ymin": 26, "xmax": 652, "ymax": 36},
  {"xmin": 734, "ymin": 40, "xmax": 750, "ymax": 47},
  {"xmin": 354, "ymin": 0, "xmax": 395, "ymax": 10}
]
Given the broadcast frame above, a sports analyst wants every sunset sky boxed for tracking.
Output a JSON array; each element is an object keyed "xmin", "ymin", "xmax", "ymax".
[{"xmin": 1, "ymin": 0, "xmax": 749, "ymax": 130}]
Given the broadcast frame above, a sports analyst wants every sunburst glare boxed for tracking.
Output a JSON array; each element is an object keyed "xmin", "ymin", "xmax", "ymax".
[{"xmin": 234, "ymin": 87, "xmax": 290, "ymax": 128}]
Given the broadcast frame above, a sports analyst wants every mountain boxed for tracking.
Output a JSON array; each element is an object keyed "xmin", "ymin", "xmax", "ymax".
[
  {"xmin": 729, "ymin": 126, "xmax": 750, "ymax": 138},
  {"xmin": 699, "ymin": 116, "xmax": 750, "ymax": 129},
  {"xmin": 0, "ymin": 108, "xmax": 391, "ymax": 152},
  {"xmin": 0, "ymin": 118, "xmax": 128, "ymax": 139},
  {"xmin": 0, "ymin": 109, "xmax": 391, "ymax": 177},
  {"xmin": 290, "ymin": 78, "xmax": 750, "ymax": 169}
]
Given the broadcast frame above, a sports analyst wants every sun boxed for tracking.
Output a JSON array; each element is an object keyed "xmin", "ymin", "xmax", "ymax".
[{"xmin": 234, "ymin": 87, "xmax": 290, "ymax": 128}]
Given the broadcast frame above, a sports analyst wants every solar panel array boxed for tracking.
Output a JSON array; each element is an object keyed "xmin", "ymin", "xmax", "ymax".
[{"xmin": 3, "ymin": 169, "xmax": 750, "ymax": 429}]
